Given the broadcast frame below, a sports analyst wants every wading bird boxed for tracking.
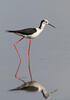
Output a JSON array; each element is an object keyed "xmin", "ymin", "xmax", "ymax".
[{"xmin": 7, "ymin": 19, "xmax": 55, "ymax": 82}]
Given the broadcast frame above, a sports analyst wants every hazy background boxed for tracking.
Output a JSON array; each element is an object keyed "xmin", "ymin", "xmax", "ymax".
[{"xmin": 0, "ymin": 0, "xmax": 70, "ymax": 100}]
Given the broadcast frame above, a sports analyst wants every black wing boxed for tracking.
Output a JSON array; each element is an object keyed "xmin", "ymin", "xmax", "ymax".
[{"xmin": 7, "ymin": 28, "xmax": 37, "ymax": 35}]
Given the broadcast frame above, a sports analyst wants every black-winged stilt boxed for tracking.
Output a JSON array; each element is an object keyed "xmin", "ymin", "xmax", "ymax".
[{"xmin": 7, "ymin": 19, "xmax": 55, "ymax": 82}]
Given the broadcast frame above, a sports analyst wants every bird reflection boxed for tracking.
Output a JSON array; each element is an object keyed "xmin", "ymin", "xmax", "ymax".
[{"xmin": 9, "ymin": 81, "xmax": 51, "ymax": 99}]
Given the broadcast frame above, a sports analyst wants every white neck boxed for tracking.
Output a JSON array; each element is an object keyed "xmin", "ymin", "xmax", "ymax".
[
  {"xmin": 41, "ymin": 24, "xmax": 46, "ymax": 30},
  {"xmin": 39, "ymin": 23, "xmax": 46, "ymax": 31}
]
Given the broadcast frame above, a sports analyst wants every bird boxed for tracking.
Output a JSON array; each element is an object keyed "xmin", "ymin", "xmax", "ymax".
[
  {"xmin": 7, "ymin": 19, "xmax": 56, "ymax": 82},
  {"xmin": 9, "ymin": 80, "xmax": 51, "ymax": 99}
]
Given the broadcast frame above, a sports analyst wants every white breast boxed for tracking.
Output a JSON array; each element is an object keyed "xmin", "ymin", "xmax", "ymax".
[{"xmin": 28, "ymin": 28, "xmax": 43, "ymax": 39}]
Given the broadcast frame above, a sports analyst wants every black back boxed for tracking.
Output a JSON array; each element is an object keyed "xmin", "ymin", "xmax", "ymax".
[{"xmin": 8, "ymin": 28, "xmax": 37, "ymax": 35}]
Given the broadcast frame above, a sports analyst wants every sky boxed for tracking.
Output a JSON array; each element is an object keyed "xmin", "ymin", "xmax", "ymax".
[{"xmin": 0, "ymin": 0, "xmax": 70, "ymax": 100}]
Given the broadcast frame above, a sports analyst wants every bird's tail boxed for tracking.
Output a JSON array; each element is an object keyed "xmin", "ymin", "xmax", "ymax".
[
  {"xmin": 9, "ymin": 84, "xmax": 24, "ymax": 91},
  {"xmin": 9, "ymin": 87, "xmax": 22, "ymax": 91},
  {"xmin": 6, "ymin": 30, "xmax": 24, "ymax": 37},
  {"xmin": 9, "ymin": 88, "xmax": 20, "ymax": 91},
  {"xmin": 6, "ymin": 30, "xmax": 17, "ymax": 33}
]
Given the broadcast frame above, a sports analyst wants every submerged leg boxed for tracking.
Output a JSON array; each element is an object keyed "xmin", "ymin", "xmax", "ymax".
[
  {"xmin": 28, "ymin": 40, "xmax": 32, "ymax": 81},
  {"xmin": 13, "ymin": 37, "xmax": 25, "ymax": 83}
]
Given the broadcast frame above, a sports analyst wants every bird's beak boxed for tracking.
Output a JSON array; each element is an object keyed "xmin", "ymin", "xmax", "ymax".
[{"xmin": 48, "ymin": 23, "xmax": 56, "ymax": 28}]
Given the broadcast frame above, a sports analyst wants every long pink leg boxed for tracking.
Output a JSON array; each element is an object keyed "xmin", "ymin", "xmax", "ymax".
[
  {"xmin": 28, "ymin": 40, "xmax": 32, "ymax": 81},
  {"xmin": 14, "ymin": 37, "xmax": 25, "ymax": 83}
]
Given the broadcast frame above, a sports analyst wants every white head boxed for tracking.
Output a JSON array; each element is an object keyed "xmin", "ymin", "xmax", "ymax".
[
  {"xmin": 41, "ymin": 19, "xmax": 49, "ymax": 25},
  {"xmin": 39, "ymin": 19, "xmax": 56, "ymax": 29}
]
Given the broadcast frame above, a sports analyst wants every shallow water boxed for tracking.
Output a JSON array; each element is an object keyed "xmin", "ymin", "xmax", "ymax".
[{"xmin": 0, "ymin": 0, "xmax": 70, "ymax": 100}]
